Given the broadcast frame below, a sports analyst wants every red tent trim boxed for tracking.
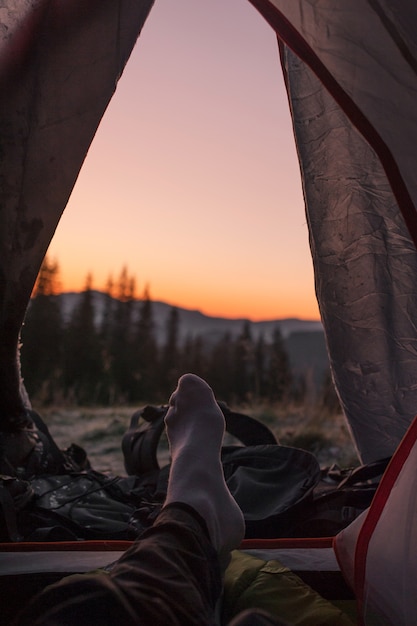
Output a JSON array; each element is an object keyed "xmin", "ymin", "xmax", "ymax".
[
  {"xmin": 353, "ymin": 413, "xmax": 417, "ymax": 623},
  {"xmin": 250, "ymin": 0, "xmax": 417, "ymax": 250}
]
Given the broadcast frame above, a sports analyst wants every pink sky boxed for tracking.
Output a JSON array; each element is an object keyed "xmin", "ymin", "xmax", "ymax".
[{"xmin": 47, "ymin": 0, "xmax": 320, "ymax": 321}]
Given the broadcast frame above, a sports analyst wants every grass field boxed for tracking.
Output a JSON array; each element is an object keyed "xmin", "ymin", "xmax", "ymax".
[{"xmin": 40, "ymin": 400, "xmax": 359, "ymax": 477}]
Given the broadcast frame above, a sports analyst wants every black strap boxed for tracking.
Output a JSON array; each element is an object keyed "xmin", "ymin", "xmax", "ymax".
[
  {"xmin": 122, "ymin": 402, "xmax": 278, "ymax": 476},
  {"xmin": 337, "ymin": 456, "xmax": 391, "ymax": 489},
  {"xmin": 218, "ymin": 402, "xmax": 278, "ymax": 446}
]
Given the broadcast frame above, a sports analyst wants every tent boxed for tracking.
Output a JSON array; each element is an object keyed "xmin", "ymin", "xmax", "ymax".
[{"xmin": 1, "ymin": 1, "xmax": 417, "ymax": 624}]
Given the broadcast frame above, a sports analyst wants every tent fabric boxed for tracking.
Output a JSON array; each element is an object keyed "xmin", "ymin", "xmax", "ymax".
[
  {"xmin": 249, "ymin": 1, "xmax": 417, "ymax": 236},
  {"xmin": 1, "ymin": 0, "xmax": 416, "ymax": 459},
  {"xmin": 280, "ymin": 46, "xmax": 417, "ymax": 464},
  {"xmin": 335, "ymin": 414, "xmax": 417, "ymax": 625},
  {"xmin": 248, "ymin": 0, "xmax": 417, "ymax": 462},
  {"xmin": 0, "ymin": 0, "xmax": 154, "ymax": 425}
]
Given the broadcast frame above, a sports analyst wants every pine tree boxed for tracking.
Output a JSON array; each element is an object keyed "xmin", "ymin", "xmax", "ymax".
[
  {"xmin": 97, "ymin": 276, "xmax": 116, "ymax": 402},
  {"xmin": 100, "ymin": 275, "xmax": 115, "ymax": 345},
  {"xmin": 159, "ymin": 307, "xmax": 180, "ymax": 398},
  {"xmin": 206, "ymin": 332, "xmax": 234, "ymax": 403},
  {"xmin": 267, "ymin": 326, "xmax": 292, "ymax": 403},
  {"xmin": 32, "ymin": 256, "xmax": 61, "ymax": 296},
  {"xmin": 232, "ymin": 321, "xmax": 255, "ymax": 404},
  {"xmin": 20, "ymin": 256, "xmax": 63, "ymax": 403},
  {"xmin": 132, "ymin": 286, "xmax": 159, "ymax": 401},
  {"xmin": 109, "ymin": 267, "xmax": 137, "ymax": 402},
  {"xmin": 254, "ymin": 333, "xmax": 267, "ymax": 399},
  {"xmin": 63, "ymin": 274, "xmax": 103, "ymax": 404},
  {"xmin": 181, "ymin": 333, "xmax": 206, "ymax": 380}
]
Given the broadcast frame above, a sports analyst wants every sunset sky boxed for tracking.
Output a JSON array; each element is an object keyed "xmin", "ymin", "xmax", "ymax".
[{"xmin": 47, "ymin": 0, "xmax": 320, "ymax": 322}]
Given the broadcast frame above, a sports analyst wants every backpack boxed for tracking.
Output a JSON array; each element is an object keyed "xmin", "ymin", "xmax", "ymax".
[
  {"xmin": 0, "ymin": 404, "xmax": 387, "ymax": 542},
  {"xmin": 121, "ymin": 403, "xmax": 388, "ymax": 538}
]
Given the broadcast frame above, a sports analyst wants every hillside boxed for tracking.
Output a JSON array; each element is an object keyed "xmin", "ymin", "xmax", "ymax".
[{"xmin": 56, "ymin": 291, "xmax": 329, "ymax": 383}]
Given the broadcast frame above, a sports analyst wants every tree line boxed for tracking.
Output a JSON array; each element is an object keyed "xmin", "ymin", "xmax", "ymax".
[{"xmin": 20, "ymin": 258, "xmax": 337, "ymax": 409}]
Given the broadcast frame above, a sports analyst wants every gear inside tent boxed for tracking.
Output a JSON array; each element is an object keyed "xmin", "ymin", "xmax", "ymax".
[{"xmin": 1, "ymin": 1, "xmax": 417, "ymax": 625}]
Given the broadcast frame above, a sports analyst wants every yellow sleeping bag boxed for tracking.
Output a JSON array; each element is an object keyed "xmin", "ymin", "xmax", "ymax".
[{"xmin": 222, "ymin": 551, "xmax": 355, "ymax": 626}]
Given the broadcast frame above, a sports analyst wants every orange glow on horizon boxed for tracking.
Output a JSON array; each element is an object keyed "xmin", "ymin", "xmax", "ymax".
[
  {"xmin": 56, "ymin": 270, "xmax": 321, "ymax": 322},
  {"xmin": 46, "ymin": 0, "xmax": 321, "ymax": 324}
]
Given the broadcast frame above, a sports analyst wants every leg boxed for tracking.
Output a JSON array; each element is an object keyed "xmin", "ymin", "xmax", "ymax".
[
  {"xmin": 15, "ymin": 504, "xmax": 221, "ymax": 626},
  {"xmin": 15, "ymin": 374, "xmax": 245, "ymax": 626},
  {"xmin": 164, "ymin": 373, "xmax": 245, "ymax": 570}
]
